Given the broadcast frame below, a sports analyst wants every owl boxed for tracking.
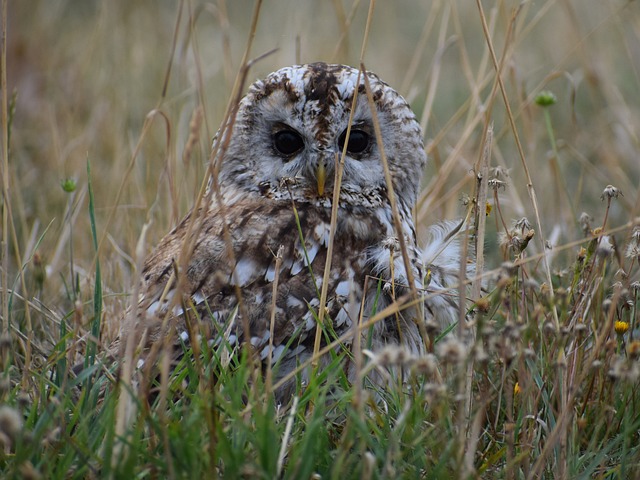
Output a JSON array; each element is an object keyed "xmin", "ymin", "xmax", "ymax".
[{"xmin": 129, "ymin": 63, "xmax": 464, "ymax": 402}]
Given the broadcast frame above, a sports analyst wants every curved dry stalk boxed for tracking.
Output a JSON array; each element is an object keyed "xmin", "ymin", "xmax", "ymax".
[{"xmin": 475, "ymin": 0, "xmax": 559, "ymax": 330}]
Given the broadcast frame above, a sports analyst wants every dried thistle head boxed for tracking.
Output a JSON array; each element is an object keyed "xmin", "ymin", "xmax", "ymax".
[{"xmin": 625, "ymin": 226, "xmax": 640, "ymax": 259}]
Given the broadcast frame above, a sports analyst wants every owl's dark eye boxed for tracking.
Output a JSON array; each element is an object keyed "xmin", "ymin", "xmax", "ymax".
[
  {"xmin": 338, "ymin": 129, "xmax": 370, "ymax": 154},
  {"xmin": 273, "ymin": 130, "xmax": 304, "ymax": 156}
]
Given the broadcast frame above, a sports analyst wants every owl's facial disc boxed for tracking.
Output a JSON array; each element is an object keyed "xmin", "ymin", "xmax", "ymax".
[{"xmin": 219, "ymin": 63, "xmax": 427, "ymax": 206}]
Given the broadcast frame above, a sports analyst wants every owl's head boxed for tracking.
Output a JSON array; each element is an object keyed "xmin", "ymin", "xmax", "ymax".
[{"xmin": 217, "ymin": 63, "xmax": 427, "ymax": 208}]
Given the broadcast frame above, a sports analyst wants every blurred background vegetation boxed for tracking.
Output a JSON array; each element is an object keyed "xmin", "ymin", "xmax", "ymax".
[{"xmin": 3, "ymin": 0, "xmax": 638, "ymax": 369}]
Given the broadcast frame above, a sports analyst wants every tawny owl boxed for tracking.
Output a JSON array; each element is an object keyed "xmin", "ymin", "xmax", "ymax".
[{"xmin": 129, "ymin": 63, "xmax": 464, "ymax": 401}]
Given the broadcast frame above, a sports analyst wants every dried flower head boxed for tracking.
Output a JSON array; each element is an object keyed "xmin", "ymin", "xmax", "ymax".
[
  {"xmin": 500, "ymin": 223, "xmax": 535, "ymax": 256},
  {"xmin": 625, "ymin": 226, "xmax": 640, "ymax": 259},
  {"xmin": 472, "ymin": 344, "xmax": 489, "ymax": 364},
  {"xmin": 627, "ymin": 340, "xmax": 640, "ymax": 360},
  {"xmin": 412, "ymin": 354, "xmax": 439, "ymax": 376},
  {"xmin": 435, "ymin": 338, "xmax": 468, "ymax": 365},
  {"xmin": 490, "ymin": 165, "xmax": 511, "ymax": 180},
  {"xmin": 600, "ymin": 184, "xmax": 622, "ymax": 201},
  {"xmin": 0, "ymin": 405, "xmax": 23, "ymax": 443},
  {"xmin": 543, "ymin": 320, "xmax": 557, "ymax": 336},
  {"xmin": 513, "ymin": 217, "xmax": 533, "ymax": 234},
  {"xmin": 375, "ymin": 345, "xmax": 414, "ymax": 368},
  {"xmin": 574, "ymin": 322, "xmax": 588, "ymax": 334},
  {"xmin": 16, "ymin": 393, "xmax": 30, "ymax": 410},
  {"xmin": 423, "ymin": 382, "xmax": 447, "ymax": 403},
  {"xmin": 576, "ymin": 246, "xmax": 587, "ymax": 262},
  {"xmin": 475, "ymin": 296, "xmax": 491, "ymax": 314},
  {"xmin": 579, "ymin": 212, "xmax": 593, "ymax": 235},
  {"xmin": 615, "ymin": 269, "xmax": 628, "ymax": 281},
  {"xmin": 608, "ymin": 356, "xmax": 640, "ymax": 382},
  {"xmin": 625, "ymin": 242, "xmax": 640, "ymax": 260},
  {"xmin": 488, "ymin": 179, "xmax": 506, "ymax": 191},
  {"xmin": 19, "ymin": 462, "xmax": 42, "ymax": 480}
]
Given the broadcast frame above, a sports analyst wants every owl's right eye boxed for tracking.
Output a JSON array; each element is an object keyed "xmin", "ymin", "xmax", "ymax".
[{"xmin": 273, "ymin": 130, "xmax": 304, "ymax": 156}]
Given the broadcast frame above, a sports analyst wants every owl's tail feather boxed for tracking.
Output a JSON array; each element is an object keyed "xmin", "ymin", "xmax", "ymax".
[{"xmin": 420, "ymin": 220, "xmax": 476, "ymax": 334}]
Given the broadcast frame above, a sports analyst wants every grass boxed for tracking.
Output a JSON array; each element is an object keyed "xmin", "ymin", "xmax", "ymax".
[{"xmin": 2, "ymin": 0, "xmax": 640, "ymax": 478}]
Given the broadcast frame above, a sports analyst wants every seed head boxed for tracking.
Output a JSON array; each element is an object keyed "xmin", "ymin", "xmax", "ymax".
[
  {"xmin": 627, "ymin": 340, "xmax": 640, "ymax": 360},
  {"xmin": 0, "ymin": 405, "xmax": 23, "ymax": 442},
  {"xmin": 513, "ymin": 217, "xmax": 533, "ymax": 234},
  {"xmin": 475, "ymin": 296, "xmax": 491, "ymax": 314},
  {"xmin": 576, "ymin": 247, "xmax": 587, "ymax": 262},
  {"xmin": 625, "ymin": 243, "xmax": 640, "ymax": 260},
  {"xmin": 488, "ymin": 179, "xmax": 506, "ymax": 191},
  {"xmin": 423, "ymin": 383, "xmax": 447, "ymax": 403},
  {"xmin": 625, "ymin": 226, "xmax": 640, "ymax": 259},
  {"xmin": 574, "ymin": 322, "xmax": 588, "ymax": 334},
  {"xmin": 375, "ymin": 345, "xmax": 413, "ymax": 368},
  {"xmin": 535, "ymin": 90, "xmax": 557, "ymax": 107},
  {"xmin": 490, "ymin": 165, "xmax": 511, "ymax": 180},
  {"xmin": 17, "ymin": 393, "xmax": 31, "ymax": 410},
  {"xmin": 60, "ymin": 177, "xmax": 77, "ymax": 193},
  {"xmin": 615, "ymin": 269, "xmax": 628, "ymax": 281},
  {"xmin": 19, "ymin": 462, "xmax": 42, "ymax": 480},
  {"xmin": 412, "ymin": 354, "xmax": 438, "ymax": 376},
  {"xmin": 0, "ymin": 377, "xmax": 10, "ymax": 397},
  {"xmin": 600, "ymin": 184, "xmax": 622, "ymax": 201},
  {"xmin": 0, "ymin": 334, "xmax": 11, "ymax": 357},
  {"xmin": 579, "ymin": 212, "xmax": 593, "ymax": 235},
  {"xmin": 436, "ymin": 338, "xmax": 467, "ymax": 365},
  {"xmin": 608, "ymin": 356, "xmax": 640, "ymax": 382}
]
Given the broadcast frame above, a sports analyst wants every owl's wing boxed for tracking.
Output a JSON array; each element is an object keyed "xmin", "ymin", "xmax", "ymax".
[
  {"xmin": 421, "ymin": 220, "xmax": 474, "ymax": 331},
  {"xmin": 134, "ymin": 198, "xmax": 371, "ymax": 368}
]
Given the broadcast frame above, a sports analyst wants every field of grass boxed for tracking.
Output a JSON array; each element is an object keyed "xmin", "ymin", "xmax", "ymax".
[{"xmin": 2, "ymin": 0, "xmax": 640, "ymax": 478}]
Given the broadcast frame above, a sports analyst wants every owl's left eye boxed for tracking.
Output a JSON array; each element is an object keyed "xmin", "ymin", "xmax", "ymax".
[
  {"xmin": 338, "ymin": 129, "xmax": 370, "ymax": 154},
  {"xmin": 273, "ymin": 130, "xmax": 304, "ymax": 156}
]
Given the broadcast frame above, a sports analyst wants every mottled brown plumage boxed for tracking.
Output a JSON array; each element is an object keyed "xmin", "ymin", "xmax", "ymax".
[{"xmin": 126, "ymin": 63, "xmax": 466, "ymax": 401}]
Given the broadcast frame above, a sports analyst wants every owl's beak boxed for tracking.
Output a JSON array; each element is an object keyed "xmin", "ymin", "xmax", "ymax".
[{"xmin": 316, "ymin": 163, "xmax": 326, "ymax": 197}]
